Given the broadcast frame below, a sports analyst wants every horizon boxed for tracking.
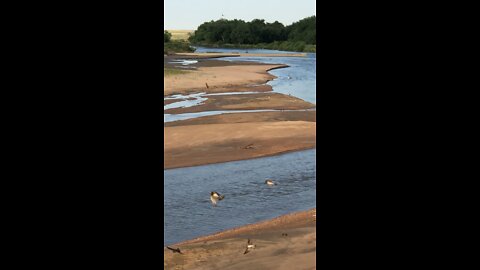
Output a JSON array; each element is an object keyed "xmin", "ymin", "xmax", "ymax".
[
  {"xmin": 164, "ymin": 0, "xmax": 316, "ymax": 30},
  {"xmin": 164, "ymin": 16, "xmax": 316, "ymax": 31}
]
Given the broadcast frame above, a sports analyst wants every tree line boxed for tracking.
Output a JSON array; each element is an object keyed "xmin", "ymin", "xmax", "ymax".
[
  {"xmin": 164, "ymin": 30, "xmax": 194, "ymax": 54},
  {"xmin": 188, "ymin": 16, "xmax": 316, "ymax": 50}
]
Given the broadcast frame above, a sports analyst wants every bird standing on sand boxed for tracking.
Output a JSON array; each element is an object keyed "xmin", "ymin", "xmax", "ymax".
[
  {"xmin": 243, "ymin": 239, "xmax": 256, "ymax": 254},
  {"xmin": 210, "ymin": 191, "xmax": 225, "ymax": 206},
  {"xmin": 265, "ymin": 179, "xmax": 276, "ymax": 186}
]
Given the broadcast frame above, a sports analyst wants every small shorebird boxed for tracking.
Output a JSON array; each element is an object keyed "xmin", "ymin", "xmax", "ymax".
[
  {"xmin": 243, "ymin": 239, "xmax": 256, "ymax": 254},
  {"xmin": 210, "ymin": 191, "xmax": 225, "ymax": 206},
  {"xmin": 166, "ymin": 246, "xmax": 183, "ymax": 254},
  {"xmin": 265, "ymin": 179, "xmax": 276, "ymax": 186}
]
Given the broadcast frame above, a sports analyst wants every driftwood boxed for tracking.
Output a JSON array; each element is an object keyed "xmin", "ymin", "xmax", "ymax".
[
  {"xmin": 166, "ymin": 246, "xmax": 183, "ymax": 254},
  {"xmin": 243, "ymin": 143, "xmax": 255, "ymax": 149}
]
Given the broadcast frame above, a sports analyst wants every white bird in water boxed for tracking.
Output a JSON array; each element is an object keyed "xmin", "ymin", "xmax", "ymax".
[
  {"xmin": 265, "ymin": 179, "xmax": 276, "ymax": 186},
  {"xmin": 210, "ymin": 191, "xmax": 225, "ymax": 207},
  {"xmin": 243, "ymin": 239, "xmax": 256, "ymax": 254}
]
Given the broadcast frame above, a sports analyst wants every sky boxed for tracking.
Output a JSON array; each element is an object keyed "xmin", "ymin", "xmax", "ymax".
[{"xmin": 164, "ymin": 0, "xmax": 316, "ymax": 30}]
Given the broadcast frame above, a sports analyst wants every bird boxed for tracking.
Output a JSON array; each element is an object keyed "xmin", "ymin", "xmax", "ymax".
[
  {"xmin": 166, "ymin": 246, "xmax": 183, "ymax": 254},
  {"xmin": 243, "ymin": 143, "xmax": 255, "ymax": 149},
  {"xmin": 210, "ymin": 191, "xmax": 225, "ymax": 206},
  {"xmin": 205, "ymin": 82, "xmax": 209, "ymax": 89},
  {"xmin": 265, "ymin": 179, "xmax": 276, "ymax": 186},
  {"xmin": 243, "ymin": 239, "xmax": 256, "ymax": 254}
]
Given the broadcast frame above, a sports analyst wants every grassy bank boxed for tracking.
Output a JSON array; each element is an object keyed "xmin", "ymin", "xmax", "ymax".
[
  {"xmin": 164, "ymin": 67, "xmax": 189, "ymax": 76},
  {"xmin": 164, "ymin": 40, "xmax": 195, "ymax": 55}
]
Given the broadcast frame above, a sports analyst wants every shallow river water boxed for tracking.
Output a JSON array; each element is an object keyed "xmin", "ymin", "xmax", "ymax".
[
  {"xmin": 164, "ymin": 149, "xmax": 316, "ymax": 245},
  {"xmin": 164, "ymin": 48, "xmax": 316, "ymax": 245}
]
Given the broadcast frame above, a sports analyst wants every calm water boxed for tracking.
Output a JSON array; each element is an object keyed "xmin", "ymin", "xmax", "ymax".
[
  {"xmin": 194, "ymin": 47, "xmax": 316, "ymax": 104},
  {"xmin": 164, "ymin": 48, "xmax": 316, "ymax": 245},
  {"xmin": 164, "ymin": 149, "xmax": 316, "ymax": 245}
]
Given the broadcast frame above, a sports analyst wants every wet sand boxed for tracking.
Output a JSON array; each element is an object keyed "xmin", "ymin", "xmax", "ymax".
[
  {"xmin": 164, "ymin": 55, "xmax": 316, "ymax": 169},
  {"xmin": 164, "ymin": 208, "xmax": 316, "ymax": 270},
  {"xmin": 164, "ymin": 111, "xmax": 316, "ymax": 127},
  {"xmin": 164, "ymin": 64, "xmax": 288, "ymax": 96},
  {"xmin": 164, "ymin": 92, "xmax": 315, "ymax": 114},
  {"xmin": 164, "ymin": 121, "xmax": 316, "ymax": 169}
]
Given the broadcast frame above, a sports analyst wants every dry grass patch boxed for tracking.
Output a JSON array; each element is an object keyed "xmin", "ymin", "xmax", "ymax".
[{"xmin": 167, "ymin": 30, "xmax": 193, "ymax": 41}]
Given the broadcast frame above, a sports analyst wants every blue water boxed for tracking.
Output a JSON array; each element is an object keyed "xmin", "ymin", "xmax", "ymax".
[
  {"xmin": 164, "ymin": 48, "xmax": 316, "ymax": 245},
  {"xmin": 195, "ymin": 47, "xmax": 316, "ymax": 104},
  {"xmin": 164, "ymin": 149, "xmax": 316, "ymax": 245}
]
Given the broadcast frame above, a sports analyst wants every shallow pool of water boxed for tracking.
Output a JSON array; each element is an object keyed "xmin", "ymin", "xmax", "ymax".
[
  {"xmin": 164, "ymin": 108, "xmax": 315, "ymax": 123},
  {"xmin": 164, "ymin": 149, "xmax": 316, "ymax": 245}
]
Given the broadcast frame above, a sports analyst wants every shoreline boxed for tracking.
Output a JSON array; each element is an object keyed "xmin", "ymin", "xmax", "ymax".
[
  {"xmin": 163, "ymin": 63, "xmax": 289, "ymax": 96},
  {"xmin": 164, "ymin": 121, "xmax": 316, "ymax": 169},
  {"xmin": 164, "ymin": 146, "xmax": 316, "ymax": 171},
  {"xmin": 164, "ymin": 56, "xmax": 316, "ymax": 170},
  {"xmin": 168, "ymin": 208, "xmax": 316, "ymax": 246},
  {"xmin": 164, "ymin": 208, "xmax": 316, "ymax": 270},
  {"xmin": 175, "ymin": 52, "xmax": 307, "ymax": 57}
]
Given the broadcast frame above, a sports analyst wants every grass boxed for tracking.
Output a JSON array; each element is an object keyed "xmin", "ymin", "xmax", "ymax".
[
  {"xmin": 164, "ymin": 40, "xmax": 195, "ymax": 54},
  {"xmin": 164, "ymin": 68, "xmax": 190, "ymax": 76},
  {"xmin": 166, "ymin": 30, "xmax": 194, "ymax": 41}
]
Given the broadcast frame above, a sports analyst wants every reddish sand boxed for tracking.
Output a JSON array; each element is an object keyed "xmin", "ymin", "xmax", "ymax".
[
  {"xmin": 164, "ymin": 209, "xmax": 316, "ymax": 270},
  {"xmin": 164, "ymin": 64, "xmax": 288, "ymax": 96},
  {"xmin": 164, "ymin": 121, "xmax": 316, "ymax": 169}
]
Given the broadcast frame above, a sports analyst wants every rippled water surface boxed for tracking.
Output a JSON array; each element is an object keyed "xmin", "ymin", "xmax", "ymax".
[
  {"xmin": 164, "ymin": 149, "xmax": 316, "ymax": 245},
  {"xmin": 194, "ymin": 47, "xmax": 316, "ymax": 104},
  {"xmin": 164, "ymin": 48, "xmax": 316, "ymax": 246}
]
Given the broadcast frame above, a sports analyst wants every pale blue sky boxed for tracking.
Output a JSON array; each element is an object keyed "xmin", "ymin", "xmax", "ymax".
[{"xmin": 164, "ymin": 0, "xmax": 316, "ymax": 30}]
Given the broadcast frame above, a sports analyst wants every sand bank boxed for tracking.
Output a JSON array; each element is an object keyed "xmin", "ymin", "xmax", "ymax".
[
  {"xmin": 164, "ymin": 121, "xmax": 316, "ymax": 169},
  {"xmin": 164, "ymin": 92, "xmax": 315, "ymax": 114},
  {"xmin": 164, "ymin": 64, "xmax": 288, "ymax": 96},
  {"xmin": 164, "ymin": 208, "xmax": 316, "ymax": 270},
  {"xmin": 164, "ymin": 110, "xmax": 316, "ymax": 127}
]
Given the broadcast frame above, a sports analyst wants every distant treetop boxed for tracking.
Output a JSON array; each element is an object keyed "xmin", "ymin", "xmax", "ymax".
[{"xmin": 189, "ymin": 16, "xmax": 316, "ymax": 45}]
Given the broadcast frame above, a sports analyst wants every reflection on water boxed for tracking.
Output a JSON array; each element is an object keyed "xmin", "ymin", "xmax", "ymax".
[{"xmin": 164, "ymin": 149, "xmax": 316, "ymax": 245}]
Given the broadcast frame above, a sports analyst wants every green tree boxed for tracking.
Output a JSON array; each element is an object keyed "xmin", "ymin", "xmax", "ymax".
[{"xmin": 164, "ymin": 30, "xmax": 172, "ymax": 43}]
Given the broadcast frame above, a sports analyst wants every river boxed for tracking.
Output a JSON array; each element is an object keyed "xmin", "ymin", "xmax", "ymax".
[{"xmin": 164, "ymin": 47, "xmax": 316, "ymax": 245}]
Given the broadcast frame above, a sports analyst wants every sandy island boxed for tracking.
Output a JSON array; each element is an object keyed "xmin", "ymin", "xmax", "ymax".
[
  {"xmin": 164, "ymin": 55, "xmax": 316, "ymax": 169},
  {"xmin": 164, "ymin": 64, "xmax": 288, "ymax": 96},
  {"xmin": 164, "ymin": 121, "xmax": 315, "ymax": 169},
  {"xmin": 164, "ymin": 208, "xmax": 316, "ymax": 270}
]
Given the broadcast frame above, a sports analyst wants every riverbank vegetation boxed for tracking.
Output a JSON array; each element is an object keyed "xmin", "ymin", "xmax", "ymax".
[
  {"xmin": 164, "ymin": 67, "xmax": 190, "ymax": 76},
  {"xmin": 188, "ymin": 16, "xmax": 316, "ymax": 52},
  {"xmin": 164, "ymin": 30, "xmax": 195, "ymax": 54}
]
